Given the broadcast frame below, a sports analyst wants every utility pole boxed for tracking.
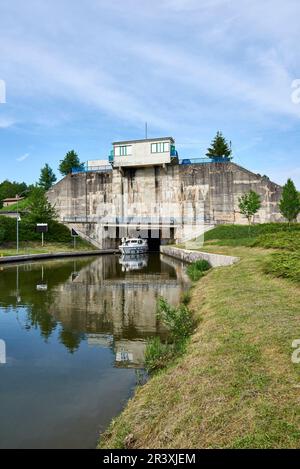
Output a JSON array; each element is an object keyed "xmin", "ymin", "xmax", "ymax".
[{"xmin": 145, "ymin": 122, "xmax": 148, "ymax": 139}]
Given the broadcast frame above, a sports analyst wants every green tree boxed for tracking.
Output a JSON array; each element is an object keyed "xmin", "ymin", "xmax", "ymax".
[
  {"xmin": 239, "ymin": 190, "xmax": 261, "ymax": 225},
  {"xmin": 279, "ymin": 178, "xmax": 300, "ymax": 224},
  {"xmin": 38, "ymin": 164, "xmax": 57, "ymax": 191},
  {"xmin": 58, "ymin": 150, "xmax": 84, "ymax": 176},
  {"xmin": 206, "ymin": 131, "xmax": 232, "ymax": 159},
  {"xmin": 26, "ymin": 187, "xmax": 57, "ymax": 225}
]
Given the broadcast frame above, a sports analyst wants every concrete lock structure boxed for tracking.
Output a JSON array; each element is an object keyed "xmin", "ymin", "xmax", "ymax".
[{"xmin": 47, "ymin": 136, "xmax": 283, "ymax": 249}]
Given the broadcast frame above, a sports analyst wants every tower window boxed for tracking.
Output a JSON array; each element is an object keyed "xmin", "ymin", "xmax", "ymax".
[{"xmin": 151, "ymin": 142, "xmax": 169, "ymax": 153}]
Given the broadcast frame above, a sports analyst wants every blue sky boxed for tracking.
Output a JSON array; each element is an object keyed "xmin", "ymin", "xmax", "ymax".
[{"xmin": 0, "ymin": 0, "xmax": 300, "ymax": 186}]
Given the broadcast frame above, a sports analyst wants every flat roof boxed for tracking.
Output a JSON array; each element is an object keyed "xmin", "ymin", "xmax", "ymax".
[
  {"xmin": 2, "ymin": 197, "xmax": 25, "ymax": 202},
  {"xmin": 113, "ymin": 137, "xmax": 175, "ymax": 145}
]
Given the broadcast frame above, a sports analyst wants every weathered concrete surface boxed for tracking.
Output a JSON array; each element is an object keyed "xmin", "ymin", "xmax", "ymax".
[
  {"xmin": 0, "ymin": 249, "xmax": 117, "ymax": 264},
  {"xmin": 160, "ymin": 245, "xmax": 239, "ymax": 267},
  {"xmin": 47, "ymin": 162, "xmax": 283, "ymax": 248}
]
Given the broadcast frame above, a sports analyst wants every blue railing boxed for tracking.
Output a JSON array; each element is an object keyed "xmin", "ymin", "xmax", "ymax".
[
  {"xmin": 180, "ymin": 157, "xmax": 231, "ymax": 165},
  {"xmin": 72, "ymin": 165, "xmax": 112, "ymax": 174}
]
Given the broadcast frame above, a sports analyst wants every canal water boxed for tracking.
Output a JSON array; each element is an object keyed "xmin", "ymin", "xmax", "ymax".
[{"xmin": 0, "ymin": 253, "xmax": 189, "ymax": 448}]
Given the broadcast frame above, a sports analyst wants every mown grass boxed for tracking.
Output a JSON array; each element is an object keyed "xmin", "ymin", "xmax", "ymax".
[
  {"xmin": 99, "ymin": 228, "xmax": 300, "ymax": 449},
  {"xmin": 0, "ymin": 239, "xmax": 96, "ymax": 257},
  {"xmin": 204, "ymin": 223, "xmax": 300, "ymax": 242}
]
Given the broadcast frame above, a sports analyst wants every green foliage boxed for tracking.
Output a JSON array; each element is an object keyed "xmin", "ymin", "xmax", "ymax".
[
  {"xmin": 26, "ymin": 187, "xmax": 57, "ymax": 225},
  {"xmin": 187, "ymin": 259, "xmax": 211, "ymax": 281},
  {"xmin": 144, "ymin": 297, "xmax": 196, "ymax": 374},
  {"xmin": 238, "ymin": 191, "xmax": 261, "ymax": 224},
  {"xmin": 279, "ymin": 178, "xmax": 300, "ymax": 223},
  {"xmin": 206, "ymin": 131, "xmax": 232, "ymax": 159},
  {"xmin": 157, "ymin": 297, "xmax": 195, "ymax": 343},
  {"xmin": 144, "ymin": 337, "xmax": 172, "ymax": 373},
  {"xmin": 0, "ymin": 225, "xmax": 5, "ymax": 244},
  {"xmin": 0, "ymin": 216, "xmax": 71, "ymax": 244},
  {"xmin": 181, "ymin": 290, "xmax": 192, "ymax": 305},
  {"xmin": 264, "ymin": 252, "xmax": 300, "ymax": 283},
  {"xmin": 38, "ymin": 164, "xmax": 57, "ymax": 191},
  {"xmin": 58, "ymin": 150, "xmax": 84, "ymax": 176},
  {"xmin": 205, "ymin": 223, "xmax": 300, "ymax": 242},
  {"xmin": 254, "ymin": 231, "xmax": 300, "ymax": 252}
]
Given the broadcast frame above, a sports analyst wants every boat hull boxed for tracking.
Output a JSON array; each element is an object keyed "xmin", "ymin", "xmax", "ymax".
[{"xmin": 119, "ymin": 245, "xmax": 148, "ymax": 255}]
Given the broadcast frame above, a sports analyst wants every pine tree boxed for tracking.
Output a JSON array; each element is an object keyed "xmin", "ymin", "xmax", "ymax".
[
  {"xmin": 58, "ymin": 150, "xmax": 84, "ymax": 176},
  {"xmin": 26, "ymin": 187, "xmax": 57, "ymax": 225},
  {"xmin": 279, "ymin": 178, "xmax": 300, "ymax": 224},
  {"xmin": 38, "ymin": 164, "xmax": 57, "ymax": 191},
  {"xmin": 238, "ymin": 190, "xmax": 261, "ymax": 225},
  {"xmin": 206, "ymin": 131, "xmax": 232, "ymax": 159}
]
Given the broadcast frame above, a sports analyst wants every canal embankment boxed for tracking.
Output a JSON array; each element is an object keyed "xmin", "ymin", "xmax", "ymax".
[
  {"xmin": 0, "ymin": 249, "xmax": 117, "ymax": 264},
  {"xmin": 99, "ymin": 228, "xmax": 300, "ymax": 449},
  {"xmin": 160, "ymin": 245, "xmax": 239, "ymax": 267}
]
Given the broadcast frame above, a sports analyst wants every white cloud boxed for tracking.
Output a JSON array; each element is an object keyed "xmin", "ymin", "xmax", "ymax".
[
  {"xmin": 0, "ymin": 117, "xmax": 15, "ymax": 128},
  {"xmin": 16, "ymin": 153, "xmax": 30, "ymax": 162}
]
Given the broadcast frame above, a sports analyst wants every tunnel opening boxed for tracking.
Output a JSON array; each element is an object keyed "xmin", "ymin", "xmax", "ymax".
[{"xmin": 117, "ymin": 226, "xmax": 175, "ymax": 252}]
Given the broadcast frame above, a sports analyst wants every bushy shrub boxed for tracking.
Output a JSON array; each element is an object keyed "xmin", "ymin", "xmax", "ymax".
[
  {"xmin": 144, "ymin": 297, "xmax": 196, "ymax": 374},
  {"xmin": 187, "ymin": 259, "xmax": 211, "ymax": 281},
  {"xmin": 254, "ymin": 232, "xmax": 300, "ymax": 252},
  {"xmin": 157, "ymin": 297, "xmax": 195, "ymax": 343},
  {"xmin": 0, "ymin": 215, "xmax": 71, "ymax": 244},
  {"xmin": 264, "ymin": 252, "xmax": 300, "ymax": 283},
  {"xmin": 181, "ymin": 290, "xmax": 191, "ymax": 305},
  {"xmin": 144, "ymin": 337, "xmax": 172, "ymax": 373}
]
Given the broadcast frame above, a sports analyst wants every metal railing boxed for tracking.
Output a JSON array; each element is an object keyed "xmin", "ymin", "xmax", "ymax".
[
  {"xmin": 72, "ymin": 165, "xmax": 112, "ymax": 174},
  {"xmin": 180, "ymin": 157, "xmax": 231, "ymax": 164}
]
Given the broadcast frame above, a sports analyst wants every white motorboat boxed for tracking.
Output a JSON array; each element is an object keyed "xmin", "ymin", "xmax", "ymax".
[{"xmin": 119, "ymin": 237, "xmax": 148, "ymax": 255}]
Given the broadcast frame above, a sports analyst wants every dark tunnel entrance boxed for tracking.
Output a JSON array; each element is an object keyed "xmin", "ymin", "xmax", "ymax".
[{"xmin": 117, "ymin": 227, "xmax": 175, "ymax": 252}]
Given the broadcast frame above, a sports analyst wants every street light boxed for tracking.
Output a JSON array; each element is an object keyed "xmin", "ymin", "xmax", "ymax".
[{"xmin": 16, "ymin": 189, "xmax": 29, "ymax": 254}]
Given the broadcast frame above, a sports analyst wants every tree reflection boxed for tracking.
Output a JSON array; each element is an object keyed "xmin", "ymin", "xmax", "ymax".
[{"xmin": 59, "ymin": 329, "xmax": 84, "ymax": 353}]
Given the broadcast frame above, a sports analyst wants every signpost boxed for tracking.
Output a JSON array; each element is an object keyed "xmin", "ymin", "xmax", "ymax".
[
  {"xmin": 71, "ymin": 228, "xmax": 79, "ymax": 248},
  {"xmin": 36, "ymin": 223, "xmax": 48, "ymax": 247}
]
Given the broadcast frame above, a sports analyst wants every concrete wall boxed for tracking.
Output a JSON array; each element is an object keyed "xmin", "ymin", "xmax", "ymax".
[
  {"xmin": 47, "ymin": 162, "xmax": 283, "ymax": 248},
  {"xmin": 160, "ymin": 245, "xmax": 239, "ymax": 267}
]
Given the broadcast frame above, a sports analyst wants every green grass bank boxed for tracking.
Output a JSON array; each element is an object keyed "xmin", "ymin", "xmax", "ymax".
[{"xmin": 99, "ymin": 224, "xmax": 300, "ymax": 449}]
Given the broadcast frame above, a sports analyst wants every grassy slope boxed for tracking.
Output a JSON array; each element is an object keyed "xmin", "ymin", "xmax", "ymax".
[
  {"xmin": 0, "ymin": 198, "xmax": 30, "ymax": 212},
  {"xmin": 0, "ymin": 239, "xmax": 97, "ymax": 256},
  {"xmin": 100, "ymin": 240, "xmax": 300, "ymax": 448}
]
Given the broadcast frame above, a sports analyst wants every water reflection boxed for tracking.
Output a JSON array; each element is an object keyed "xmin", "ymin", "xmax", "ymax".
[
  {"xmin": 0, "ymin": 254, "xmax": 189, "ymax": 448},
  {"xmin": 119, "ymin": 254, "xmax": 148, "ymax": 272},
  {"xmin": 0, "ymin": 254, "xmax": 189, "ymax": 365}
]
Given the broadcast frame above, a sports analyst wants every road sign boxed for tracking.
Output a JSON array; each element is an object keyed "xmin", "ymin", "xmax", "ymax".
[
  {"xmin": 36, "ymin": 224, "xmax": 48, "ymax": 247},
  {"xmin": 36, "ymin": 223, "xmax": 48, "ymax": 233},
  {"xmin": 71, "ymin": 228, "xmax": 79, "ymax": 237}
]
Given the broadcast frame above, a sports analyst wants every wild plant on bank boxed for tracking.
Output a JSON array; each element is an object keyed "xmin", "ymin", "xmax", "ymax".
[
  {"xmin": 186, "ymin": 259, "xmax": 211, "ymax": 281},
  {"xmin": 144, "ymin": 297, "xmax": 196, "ymax": 373}
]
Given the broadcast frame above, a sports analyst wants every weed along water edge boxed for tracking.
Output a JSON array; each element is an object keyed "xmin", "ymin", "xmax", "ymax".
[{"xmin": 0, "ymin": 253, "xmax": 190, "ymax": 449}]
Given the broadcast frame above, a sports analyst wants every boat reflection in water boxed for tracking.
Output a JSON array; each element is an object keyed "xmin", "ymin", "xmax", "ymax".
[{"xmin": 119, "ymin": 254, "xmax": 148, "ymax": 272}]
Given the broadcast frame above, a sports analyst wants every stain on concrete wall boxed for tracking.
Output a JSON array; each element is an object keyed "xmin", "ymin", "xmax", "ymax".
[{"xmin": 47, "ymin": 162, "xmax": 283, "ymax": 247}]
